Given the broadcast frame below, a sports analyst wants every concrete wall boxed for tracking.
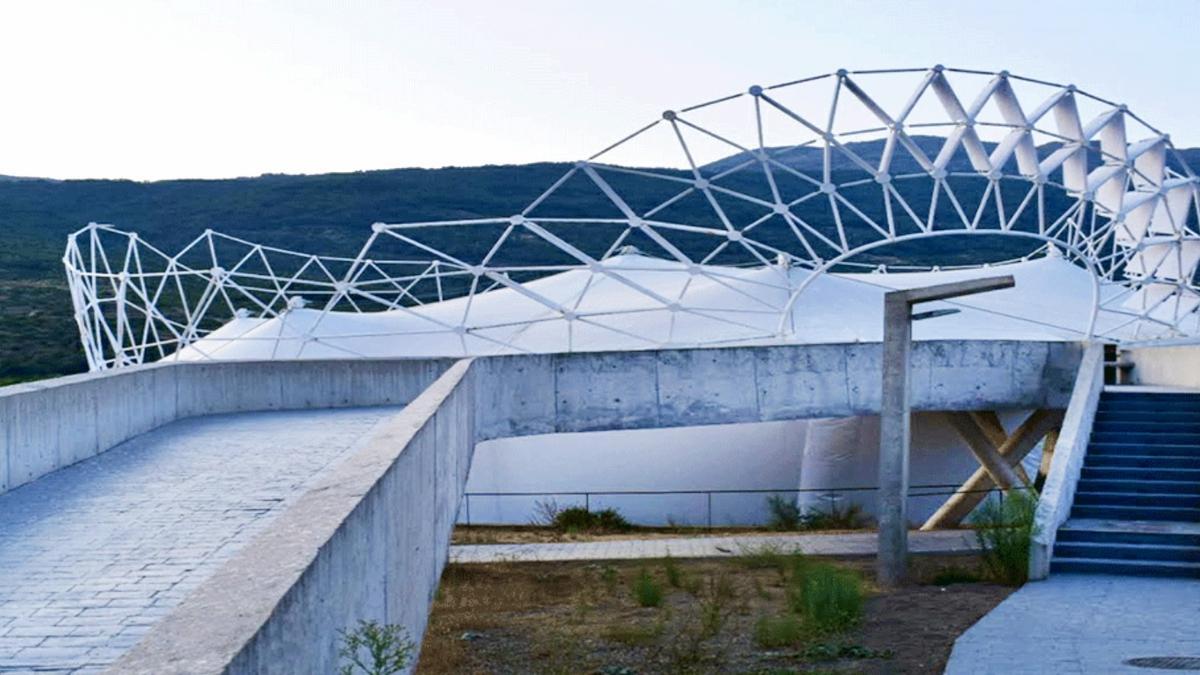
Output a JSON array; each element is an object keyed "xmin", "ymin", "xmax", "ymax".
[
  {"xmin": 1125, "ymin": 344, "xmax": 1200, "ymax": 389},
  {"xmin": 473, "ymin": 341, "xmax": 1082, "ymax": 441},
  {"xmin": 2, "ymin": 340, "xmax": 1078, "ymax": 498},
  {"xmin": 0, "ymin": 339, "xmax": 1085, "ymax": 672},
  {"xmin": 113, "ymin": 360, "xmax": 476, "ymax": 674},
  {"xmin": 1030, "ymin": 343, "xmax": 1105, "ymax": 580},
  {"xmin": 0, "ymin": 359, "xmax": 453, "ymax": 495}
]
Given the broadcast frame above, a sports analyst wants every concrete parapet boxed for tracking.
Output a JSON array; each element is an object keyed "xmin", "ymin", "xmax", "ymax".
[
  {"xmin": 112, "ymin": 360, "xmax": 477, "ymax": 674},
  {"xmin": 0, "ymin": 359, "xmax": 453, "ymax": 495},
  {"xmin": 1030, "ymin": 342, "xmax": 1105, "ymax": 580}
]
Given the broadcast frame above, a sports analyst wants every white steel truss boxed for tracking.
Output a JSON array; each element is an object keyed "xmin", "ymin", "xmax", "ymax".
[{"xmin": 65, "ymin": 66, "xmax": 1200, "ymax": 371}]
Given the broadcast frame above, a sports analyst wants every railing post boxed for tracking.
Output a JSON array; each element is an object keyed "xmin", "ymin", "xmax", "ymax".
[{"xmin": 707, "ymin": 492, "xmax": 713, "ymax": 530}]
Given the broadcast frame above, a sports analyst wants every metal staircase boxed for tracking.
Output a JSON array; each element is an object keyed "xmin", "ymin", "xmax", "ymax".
[{"xmin": 1051, "ymin": 390, "xmax": 1200, "ymax": 577}]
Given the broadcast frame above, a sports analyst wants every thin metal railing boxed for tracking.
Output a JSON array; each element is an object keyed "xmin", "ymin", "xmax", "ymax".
[{"xmin": 458, "ymin": 483, "xmax": 1034, "ymax": 530}]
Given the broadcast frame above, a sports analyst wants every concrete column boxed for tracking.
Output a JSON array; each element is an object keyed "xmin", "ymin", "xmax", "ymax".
[
  {"xmin": 877, "ymin": 294, "xmax": 912, "ymax": 587},
  {"xmin": 876, "ymin": 275, "xmax": 1015, "ymax": 586}
]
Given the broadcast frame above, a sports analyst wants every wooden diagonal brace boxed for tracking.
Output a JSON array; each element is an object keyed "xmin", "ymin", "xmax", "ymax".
[
  {"xmin": 920, "ymin": 409, "xmax": 1064, "ymax": 530},
  {"xmin": 969, "ymin": 410, "xmax": 1034, "ymax": 486},
  {"xmin": 944, "ymin": 411, "xmax": 1024, "ymax": 490}
]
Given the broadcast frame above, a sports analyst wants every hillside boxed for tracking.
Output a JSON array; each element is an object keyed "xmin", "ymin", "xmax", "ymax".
[{"xmin": 2, "ymin": 138, "xmax": 1195, "ymax": 382}]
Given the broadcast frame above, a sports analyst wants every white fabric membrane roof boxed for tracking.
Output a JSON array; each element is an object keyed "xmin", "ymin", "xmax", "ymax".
[
  {"xmin": 64, "ymin": 66, "xmax": 1200, "ymax": 370},
  {"xmin": 176, "ymin": 250, "xmax": 1111, "ymax": 362}
]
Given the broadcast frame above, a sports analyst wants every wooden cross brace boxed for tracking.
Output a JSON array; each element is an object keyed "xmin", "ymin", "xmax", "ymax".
[{"xmin": 920, "ymin": 408, "xmax": 1064, "ymax": 530}]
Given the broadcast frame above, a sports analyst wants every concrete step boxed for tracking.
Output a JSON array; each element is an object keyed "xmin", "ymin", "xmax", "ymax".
[
  {"xmin": 1070, "ymin": 504, "xmax": 1200, "ymax": 522},
  {"xmin": 1054, "ymin": 540, "xmax": 1200, "ymax": 563},
  {"xmin": 1085, "ymin": 454, "xmax": 1200, "ymax": 469},
  {"xmin": 1091, "ymin": 431, "xmax": 1200, "ymax": 446},
  {"xmin": 1093, "ymin": 421, "xmax": 1200, "ymax": 433},
  {"xmin": 1050, "ymin": 556, "xmax": 1200, "ymax": 578},
  {"xmin": 1087, "ymin": 443, "xmax": 1200, "ymax": 457},
  {"xmin": 1097, "ymin": 402, "xmax": 1200, "ymax": 414},
  {"xmin": 1094, "ymin": 410, "xmax": 1200, "ymax": 424},
  {"xmin": 1080, "ymin": 466, "xmax": 1200, "ymax": 482},
  {"xmin": 1073, "ymin": 492, "xmax": 1200, "ymax": 508},
  {"xmin": 1076, "ymin": 478, "xmax": 1200, "ymax": 495},
  {"xmin": 1057, "ymin": 518, "xmax": 1200, "ymax": 547},
  {"xmin": 1099, "ymin": 386, "xmax": 1200, "ymax": 396}
]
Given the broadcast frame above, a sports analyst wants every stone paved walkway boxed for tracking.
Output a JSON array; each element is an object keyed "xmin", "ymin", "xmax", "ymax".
[
  {"xmin": 0, "ymin": 407, "xmax": 395, "ymax": 674},
  {"xmin": 450, "ymin": 529, "xmax": 978, "ymax": 563},
  {"xmin": 945, "ymin": 574, "xmax": 1200, "ymax": 674}
]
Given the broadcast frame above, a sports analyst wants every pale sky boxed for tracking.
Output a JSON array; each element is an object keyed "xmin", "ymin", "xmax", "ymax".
[{"xmin": 1, "ymin": 0, "xmax": 1198, "ymax": 180}]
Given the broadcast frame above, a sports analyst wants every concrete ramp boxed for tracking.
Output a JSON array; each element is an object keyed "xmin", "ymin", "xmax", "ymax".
[{"xmin": 0, "ymin": 407, "xmax": 395, "ymax": 674}]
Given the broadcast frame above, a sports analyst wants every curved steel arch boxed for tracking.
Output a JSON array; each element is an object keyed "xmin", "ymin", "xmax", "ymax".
[{"xmin": 65, "ymin": 66, "xmax": 1200, "ymax": 370}]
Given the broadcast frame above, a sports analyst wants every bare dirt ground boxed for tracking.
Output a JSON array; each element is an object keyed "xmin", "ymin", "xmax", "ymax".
[{"xmin": 418, "ymin": 552, "xmax": 1010, "ymax": 674}]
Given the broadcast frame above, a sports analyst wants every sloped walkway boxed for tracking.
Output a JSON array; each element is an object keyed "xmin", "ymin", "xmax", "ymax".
[
  {"xmin": 945, "ymin": 574, "xmax": 1200, "ymax": 674},
  {"xmin": 449, "ymin": 529, "xmax": 977, "ymax": 563},
  {"xmin": 0, "ymin": 407, "xmax": 395, "ymax": 674}
]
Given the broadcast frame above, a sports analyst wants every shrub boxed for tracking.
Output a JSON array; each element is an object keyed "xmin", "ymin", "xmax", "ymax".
[
  {"xmin": 542, "ymin": 505, "xmax": 634, "ymax": 534},
  {"xmin": 766, "ymin": 494, "xmax": 802, "ymax": 530},
  {"xmin": 593, "ymin": 507, "xmax": 633, "ymax": 532},
  {"xmin": 753, "ymin": 614, "xmax": 804, "ymax": 648},
  {"xmin": 338, "ymin": 620, "xmax": 414, "ymax": 675},
  {"xmin": 789, "ymin": 563, "xmax": 863, "ymax": 633},
  {"xmin": 970, "ymin": 490, "xmax": 1039, "ymax": 585},
  {"xmin": 553, "ymin": 506, "xmax": 594, "ymax": 532},
  {"xmin": 632, "ymin": 568, "xmax": 663, "ymax": 607},
  {"xmin": 766, "ymin": 495, "xmax": 869, "ymax": 531},
  {"xmin": 804, "ymin": 503, "xmax": 867, "ymax": 530}
]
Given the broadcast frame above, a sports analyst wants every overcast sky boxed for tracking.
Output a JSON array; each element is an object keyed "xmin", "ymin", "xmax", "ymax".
[{"xmin": 2, "ymin": 0, "xmax": 1198, "ymax": 180}]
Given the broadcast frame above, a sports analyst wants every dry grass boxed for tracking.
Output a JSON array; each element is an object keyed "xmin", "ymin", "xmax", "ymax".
[{"xmin": 417, "ymin": 553, "xmax": 1010, "ymax": 674}]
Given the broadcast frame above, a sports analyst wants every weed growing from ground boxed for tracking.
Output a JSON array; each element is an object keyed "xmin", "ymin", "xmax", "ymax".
[
  {"xmin": 337, "ymin": 620, "xmax": 414, "ymax": 675},
  {"xmin": 697, "ymin": 574, "xmax": 735, "ymax": 638},
  {"xmin": 766, "ymin": 494, "xmax": 803, "ymax": 530},
  {"xmin": 632, "ymin": 568, "xmax": 664, "ymax": 607},
  {"xmin": 753, "ymin": 613, "xmax": 804, "ymax": 648},
  {"xmin": 661, "ymin": 554, "xmax": 684, "ymax": 588},
  {"xmin": 971, "ymin": 490, "xmax": 1038, "ymax": 585},
  {"xmin": 788, "ymin": 563, "xmax": 863, "ymax": 633},
  {"xmin": 599, "ymin": 564, "xmax": 619, "ymax": 590},
  {"xmin": 736, "ymin": 542, "xmax": 792, "ymax": 572}
]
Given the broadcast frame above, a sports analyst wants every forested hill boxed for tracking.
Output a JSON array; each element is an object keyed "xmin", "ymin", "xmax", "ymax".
[{"xmin": 2, "ymin": 138, "xmax": 1198, "ymax": 382}]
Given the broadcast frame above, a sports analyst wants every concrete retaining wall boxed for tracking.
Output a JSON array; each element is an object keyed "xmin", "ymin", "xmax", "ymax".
[
  {"xmin": 473, "ymin": 341, "xmax": 1082, "ymax": 440},
  {"xmin": 113, "ymin": 360, "xmax": 477, "ymax": 674},
  {"xmin": 0, "ymin": 359, "xmax": 453, "ymax": 495}
]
